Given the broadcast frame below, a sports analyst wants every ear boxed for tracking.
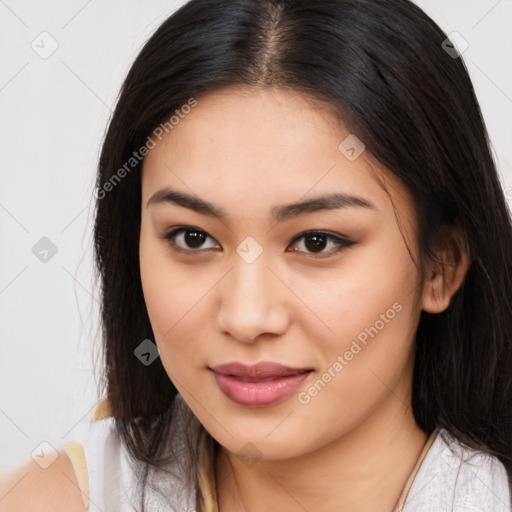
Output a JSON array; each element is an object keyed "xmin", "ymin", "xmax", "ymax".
[{"xmin": 421, "ymin": 225, "xmax": 470, "ymax": 314}]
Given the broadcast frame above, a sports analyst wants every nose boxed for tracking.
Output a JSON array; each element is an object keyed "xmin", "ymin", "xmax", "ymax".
[{"xmin": 216, "ymin": 255, "xmax": 290, "ymax": 344}]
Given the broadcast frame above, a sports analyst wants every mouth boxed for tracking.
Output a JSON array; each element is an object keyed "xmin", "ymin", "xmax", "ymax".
[
  {"xmin": 208, "ymin": 362, "xmax": 313, "ymax": 407},
  {"xmin": 209, "ymin": 361, "xmax": 313, "ymax": 379}
]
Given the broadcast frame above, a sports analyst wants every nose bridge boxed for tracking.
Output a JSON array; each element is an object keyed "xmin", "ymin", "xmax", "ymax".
[
  {"xmin": 231, "ymin": 252, "xmax": 273, "ymax": 303},
  {"xmin": 217, "ymin": 249, "xmax": 289, "ymax": 343}
]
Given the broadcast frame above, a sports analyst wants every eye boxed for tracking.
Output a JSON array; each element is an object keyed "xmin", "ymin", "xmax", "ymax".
[
  {"xmin": 161, "ymin": 227, "xmax": 355, "ymax": 258},
  {"xmin": 162, "ymin": 226, "xmax": 220, "ymax": 253},
  {"xmin": 287, "ymin": 230, "xmax": 356, "ymax": 258}
]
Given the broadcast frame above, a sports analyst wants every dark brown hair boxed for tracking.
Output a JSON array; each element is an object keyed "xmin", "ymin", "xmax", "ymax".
[{"xmin": 93, "ymin": 0, "xmax": 512, "ymax": 508}]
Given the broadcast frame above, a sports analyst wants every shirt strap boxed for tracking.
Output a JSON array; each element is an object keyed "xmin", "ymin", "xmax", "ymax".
[
  {"xmin": 392, "ymin": 428, "xmax": 439, "ymax": 511},
  {"xmin": 65, "ymin": 441, "xmax": 90, "ymax": 510},
  {"xmin": 93, "ymin": 396, "xmax": 110, "ymax": 421},
  {"xmin": 197, "ymin": 429, "xmax": 219, "ymax": 512},
  {"xmin": 64, "ymin": 397, "xmax": 111, "ymax": 510}
]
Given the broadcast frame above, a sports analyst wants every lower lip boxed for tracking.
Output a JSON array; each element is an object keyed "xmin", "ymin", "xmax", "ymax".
[{"xmin": 212, "ymin": 370, "xmax": 312, "ymax": 407}]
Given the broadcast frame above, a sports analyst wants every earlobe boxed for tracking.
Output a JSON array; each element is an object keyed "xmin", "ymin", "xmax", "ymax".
[{"xmin": 421, "ymin": 231, "xmax": 470, "ymax": 314}]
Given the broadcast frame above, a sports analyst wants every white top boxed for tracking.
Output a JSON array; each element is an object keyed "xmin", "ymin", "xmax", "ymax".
[
  {"xmin": 69, "ymin": 417, "xmax": 197, "ymax": 511},
  {"xmin": 64, "ymin": 394, "xmax": 511, "ymax": 512},
  {"xmin": 403, "ymin": 429, "xmax": 511, "ymax": 511}
]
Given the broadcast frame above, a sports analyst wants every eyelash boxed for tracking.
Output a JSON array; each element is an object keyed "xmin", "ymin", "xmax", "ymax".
[{"xmin": 161, "ymin": 226, "xmax": 356, "ymax": 258}]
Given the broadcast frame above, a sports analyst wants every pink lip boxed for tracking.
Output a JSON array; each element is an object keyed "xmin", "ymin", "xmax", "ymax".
[{"xmin": 209, "ymin": 361, "xmax": 313, "ymax": 407}]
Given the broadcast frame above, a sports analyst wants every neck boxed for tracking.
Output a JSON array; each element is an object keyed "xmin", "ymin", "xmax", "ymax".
[{"xmin": 214, "ymin": 395, "xmax": 429, "ymax": 512}]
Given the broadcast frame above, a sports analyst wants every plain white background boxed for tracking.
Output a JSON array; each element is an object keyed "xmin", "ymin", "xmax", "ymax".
[{"xmin": 1, "ymin": 0, "xmax": 511, "ymax": 475}]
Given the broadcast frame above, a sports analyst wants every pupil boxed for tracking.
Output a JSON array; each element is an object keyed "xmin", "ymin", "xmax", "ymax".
[
  {"xmin": 185, "ymin": 230, "xmax": 205, "ymax": 248},
  {"xmin": 305, "ymin": 234, "xmax": 326, "ymax": 252}
]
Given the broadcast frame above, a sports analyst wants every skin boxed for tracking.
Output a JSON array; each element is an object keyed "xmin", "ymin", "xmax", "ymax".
[
  {"xmin": 0, "ymin": 451, "xmax": 85, "ymax": 511},
  {"xmin": 139, "ymin": 86, "xmax": 468, "ymax": 512}
]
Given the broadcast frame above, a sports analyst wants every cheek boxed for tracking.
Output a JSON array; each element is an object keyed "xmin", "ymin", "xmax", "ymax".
[
  {"xmin": 139, "ymin": 229, "xmax": 214, "ymax": 379},
  {"xmin": 294, "ymin": 294, "xmax": 417, "ymax": 450},
  {"xmin": 139, "ymin": 224, "xmax": 198, "ymax": 330},
  {"xmin": 139, "ymin": 229, "xmax": 187, "ymax": 348},
  {"xmin": 299, "ymin": 238, "xmax": 419, "ymax": 409},
  {"xmin": 140, "ymin": 234, "xmax": 175, "ymax": 335},
  {"xmin": 312, "ymin": 238, "xmax": 418, "ymax": 355}
]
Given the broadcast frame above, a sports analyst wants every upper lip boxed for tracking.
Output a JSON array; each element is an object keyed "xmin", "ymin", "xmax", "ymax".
[{"xmin": 209, "ymin": 361, "xmax": 312, "ymax": 379}]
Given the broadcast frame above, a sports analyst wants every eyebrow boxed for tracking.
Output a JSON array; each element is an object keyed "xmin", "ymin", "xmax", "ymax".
[{"xmin": 146, "ymin": 187, "xmax": 377, "ymax": 223}]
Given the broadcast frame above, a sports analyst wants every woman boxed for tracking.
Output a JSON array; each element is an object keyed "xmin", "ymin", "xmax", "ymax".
[{"xmin": 3, "ymin": 0, "xmax": 511, "ymax": 510}]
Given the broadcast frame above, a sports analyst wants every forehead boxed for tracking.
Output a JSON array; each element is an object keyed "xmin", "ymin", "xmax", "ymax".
[
  {"xmin": 144, "ymin": 86, "xmax": 349, "ymax": 165},
  {"xmin": 140, "ymin": 87, "xmax": 412, "ymax": 220}
]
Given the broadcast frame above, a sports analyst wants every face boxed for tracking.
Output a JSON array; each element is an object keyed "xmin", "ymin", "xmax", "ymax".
[{"xmin": 139, "ymin": 86, "xmax": 425, "ymax": 461}]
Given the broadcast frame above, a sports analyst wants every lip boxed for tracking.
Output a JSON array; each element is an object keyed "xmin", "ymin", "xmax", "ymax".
[
  {"xmin": 210, "ymin": 361, "xmax": 312, "ymax": 379},
  {"xmin": 209, "ymin": 361, "xmax": 313, "ymax": 407}
]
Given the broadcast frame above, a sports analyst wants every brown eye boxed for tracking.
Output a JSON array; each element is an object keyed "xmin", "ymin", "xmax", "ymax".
[
  {"xmin": 182, "ymin": 229, "xmax": 206, "ymax": 248},
  {"xmin": 288, "ymin": 231, "xmax": 355, "ymax": 257},
  {"xmin": 163, "ymin": 227, "xmax": 220, "ymax": 252},
  {"xmin": 303, "ymin": 233, "xmax": 328, "ymax": 252}
]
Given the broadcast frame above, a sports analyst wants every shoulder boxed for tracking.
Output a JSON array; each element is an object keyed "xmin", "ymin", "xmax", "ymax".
[
  {"xmin": 0, "ymin": 450, "xmax": 86, "ymax": 512},
  {"xmin": 404, "ymin": 428, "xmax": 511, "ymax": 511},
  {"xmin": 0, "ymin": 399, "xmax": 116, "ymax": 512},
  {"xmin": 449, "ymin": 442, "xmax": 511, "ymax": 511}
]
